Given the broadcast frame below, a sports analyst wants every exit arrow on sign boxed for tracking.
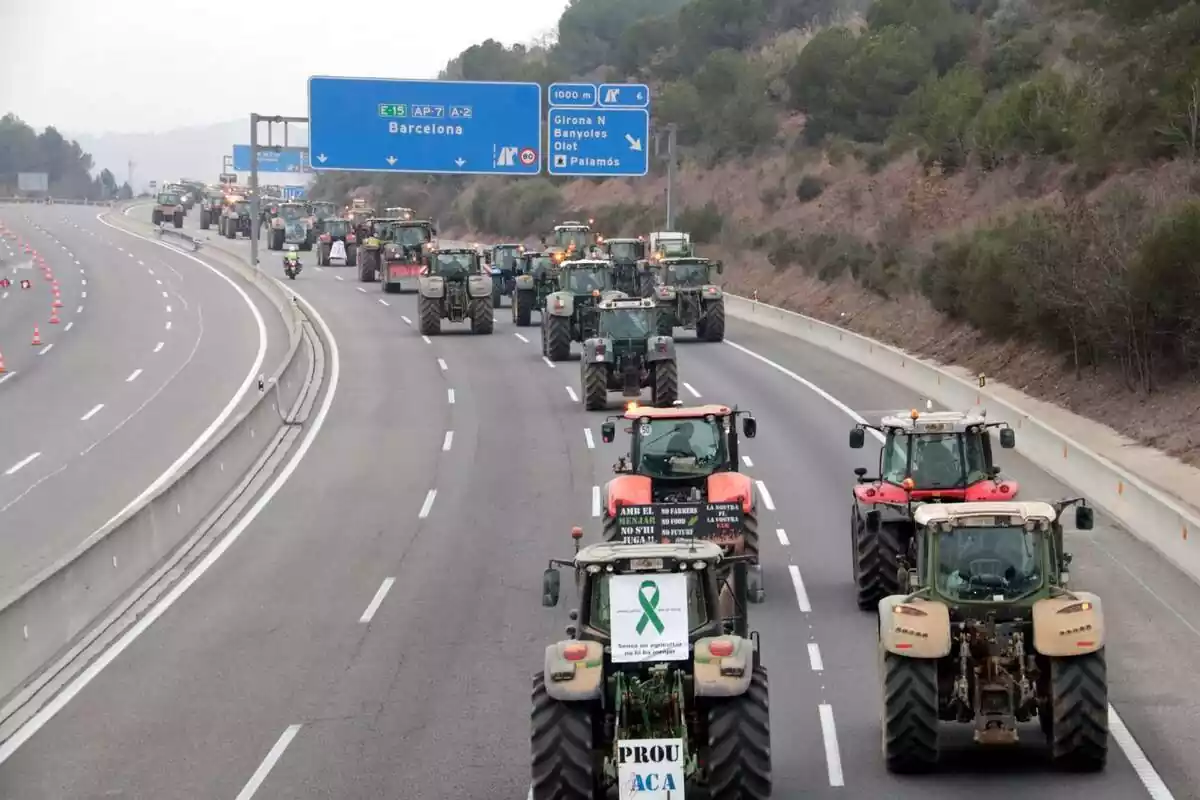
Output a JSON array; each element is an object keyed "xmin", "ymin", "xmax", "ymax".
[{"xmin": 386, "ymin": 156, "xmax": 397, "ymax": 165}]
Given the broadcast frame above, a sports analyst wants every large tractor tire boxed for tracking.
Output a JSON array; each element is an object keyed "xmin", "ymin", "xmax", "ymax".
[
  {"xmin": 199, "ymin": 211, "xmax": 210, "ymax": 230},
  {"xmin": 383, "ymin": 279, "xmax": 397, "ymax": 294},
  {"xmin": 530, "ymin": 672, "xmax": 602, "ymax": 800},
  {"xmin": 226, "ymin": 222, "xmax": 236, "ymax": 240},
  {"xmin": 651, "ymin": 359, "xmax": 679, "ymax": 407},
  {"xmin": 492, "ymin": 282, "xmax": 503, "ymax": 308},
  {"xmin": 514, "ymin": 288, "xmax": 534, "ymax": 326},
  {"xmin": 1047, "ymin": 649, "xmax": 1108, "ymax": 771},
  {"xmin": 582, "ymin": 363, "xmax": 608, "ymax": 410},
  {"xmin": 360, "ymin": 253, "xmax": 378, "ymax": 283},
  {"xmin": 705, "ymin": 665, "xmax": 771, "ymax": 799},
  {"xmin": 852, "ymin": 509, "xmax": 905, "ymax": 611},
  {"xmin": 703, "ymin": 300, "xmax": 726, "ymax": 342},
  {"xmin": 152, "ymin": 209, "xmax": 163, "ymax": 225},
  {"xmin": 882, "ymin": 651, "xmax": 939, "ymax": 773},
  {"xmin": 418, "ymin": 294, "xmax": 441, "ymax": 336},
  {"xmin": 270, "ymin": 228, "xmax": 285, "ymax": 251},
  {"xmin": 318, "ymin": 245, "xmax": 330, "ymax": 267},
  {"xmin": 345, "ymin": 244, "xmax": 358, "ymax": 267},
  {"xmin": 544, "ymin": 315, "xmax": 571, "ymax": 361},
  {"xmin": 470, "ymin": 296, "xmax": 494, "ymax": 334},
  {"xmin": 173, "ymin": 212, "xmax": 183, "ymax": 229}
]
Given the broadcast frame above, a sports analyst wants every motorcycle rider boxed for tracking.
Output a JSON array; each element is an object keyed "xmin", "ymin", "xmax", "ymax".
[{"xmin": 283, "ymin": 244, "xmax": 301, "ymax": 275}]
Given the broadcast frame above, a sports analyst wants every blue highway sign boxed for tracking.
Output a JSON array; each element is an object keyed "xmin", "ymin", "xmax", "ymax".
[
  {"xmin": 549, "ymin": 82, "xmax": 597, "ymax": 107},
  {"xmin": 283, "ymin": 186, "xmax": 307, "ymax": 200},
  {"xmin": 547, "ymin": 108, "xmax": 649, "ymax": 177},
  {"xmin": 597, "ymin": 83, "xmax": 650, "ymax": 108},
  {"xmin": 307, "ymin": 76, "xmax": 543, "ymax": 175},
  {"xmin": 232, "ymin": 145, "xmax": 310, "ymax": 173}
]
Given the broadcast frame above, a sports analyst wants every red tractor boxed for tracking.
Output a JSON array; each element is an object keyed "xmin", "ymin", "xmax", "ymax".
[{"xmin": 849, "ymin": 408, "xmax": 1018, "ymax": 610}]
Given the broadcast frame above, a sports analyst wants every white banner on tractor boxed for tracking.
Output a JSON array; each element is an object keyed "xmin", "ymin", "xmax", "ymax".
[
  {"xmin": 330, "ymin": 240, "xmax": 346, "ymax": 261},
  {"xmin": 610, "ymin": 573, "xmax": 689, "ymax": 663},
  {"xmin": 617, "ymin": 738, "xmax": 686, "ymax": 799}
]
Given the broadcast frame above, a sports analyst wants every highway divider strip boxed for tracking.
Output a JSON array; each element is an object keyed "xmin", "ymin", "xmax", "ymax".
[
  {"xmin": 0, "ymin": 205, "xmax": 328, "ymax": 722},
  {"xmin": 723, "ymin": 293, "xmax": 1200, "ymax": 586}
]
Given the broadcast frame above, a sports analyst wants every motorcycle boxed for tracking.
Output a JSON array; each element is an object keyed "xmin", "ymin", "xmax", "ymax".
[{"xmin": 283, "ymin": 253, "xmax": 302, "ymax": 280}]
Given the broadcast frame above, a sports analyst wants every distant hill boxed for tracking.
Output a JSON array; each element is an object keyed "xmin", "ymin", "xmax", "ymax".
[{"xmin": 69, "ymin": 119, "xmax": 310, "ymax": 191}]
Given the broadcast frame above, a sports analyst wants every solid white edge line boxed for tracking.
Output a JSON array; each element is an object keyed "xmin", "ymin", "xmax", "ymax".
[
  {"xmin": 358, "ymin": 578, "xmax": 396, "ymax": 624},
  {"xmin": 584, "ymin": 428, "xmax": 595, "ymax": 449},
  {"xmin": 419, "ymin": 489, "xmax": 437, "ymax": 519},
  {"xmin": 1109, "ymin": 704, "xmax": 1177, "ymax": 799},
  {"xmin": 788, "ymin": 565, "xmax": 812, "ymax": 612},
  {"xmin": 591, "ymin": 485, "xmax": 601, "ymax": 517},
  {"xmin": 0, "ymin": 285, "xmax": 339, "ymax": 767},
  {"xmin": 775, "ymin": 528, "xmax": 790, "ymax": 546},
  {"xmin": 234, "ymin": 724, "xmax": 303, "ymax": 800},
  {"xmin": 807, "ymin": 642, "xmax": 824, "ymax": 671},
  {"xmin": 443, "ymin": 431, "xmax": 454, "ymax": 451},
  {"xmin": 818, "ymin": 704, "xmax": 845, "ymax": 787},
  {"xmin": 755, "ymin": 479, "xmax": 775, "ymax": 511}
]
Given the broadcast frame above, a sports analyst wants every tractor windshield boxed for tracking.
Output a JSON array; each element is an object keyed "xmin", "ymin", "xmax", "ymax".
[
  {"xmin": 608, "ymin": 241, "xmax": 642, "ymax": 260},
  {"xmin": 566, "ymin": 268, "xmax": 610, "ymax": 294},
  {"xmin": 435, "ymin": 253, "xmax": 475, "ymax": 278},
  {"xmin": 392, "ymin": 225, "xmax": 431, "ymax": 246},
  {"xmin": 232, "ymin": 202, "xmax": 249, "ymax": 216},
  {"xmin": 280, "ymin": 205, "xmax": 304, "ymax": 220},
  {"xmin": 936, "ymin": 527, "xmax": 1044, "ymax": 601},
  {"xmin": 882, "ymin": 432, "xmax": 988, "ymax": 489},
  {"xmin": 526, "ymin": 256, "xmax": 554, "ymax": 276},
  {"xmin": 493, "ymin": 247, "xmax": 522, "ymax": 268},
  {"xmin": 588, "ymin": 571, "xmax": 709, "ymax": 633},
  {"xmin": 600, "ymin": 308, "xmax": 652, "ymax": 339},
  {"xmin": 666, "ymin": 262, "xmax": 710, "ymax": 287},
  {"xmin": 157, "ymin": 193, "xmax": 179, "ymax": 205},
  {"xmin": 310, "ymin": 202, "xmax": 338, "ymax": 218},
  {"xmin": 555, "ymin": 228, "xmax": 591, "ymax": 251},
  {"xmin": 635, "ymin": 417, "xmax": 728, "ymax": 478},
  {"xmin": 324, "ymin": 220, "xmax": 350, "ymax": 237},
  {"xmin": 658, "ymin": 238, "xmax": 690, "ymax": 257}
]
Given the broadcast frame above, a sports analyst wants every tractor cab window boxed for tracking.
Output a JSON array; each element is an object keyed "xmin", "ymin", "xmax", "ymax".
[
  {"xmin": 393, "ymin": 225, "xmax": 430, "ymax": 246},
  {"xmin": 527, "ymin": 256, "xmax": 554, "ymax": 277},
  {"xmin": 635, "ymin": 417, "xmax": 727, "ymax": 477},
  {"xmin": 280, "ymin": 205, "xmax": 303, "ymax": 220},
  {"xmin": 666, "ymin": 262, "xmax": 709, "ymax": 286},
  {"xmin": 157, "ymin": 193, "xmax": 179, "ymax": 205},
  {"xmin": 555, "ymin": 229, "xmax": 591, "ymax": 251},
  {"xmin": 232, "ymin": 202, "xmax": 249, "ymax": 215},
  {"xmin": 324, "ymin": 220, "xmax": 349, "ymax": 237},
  {"xmin": 658, "ymin": 239, "xmax": 690, "ymax": 257},
  {"xmin": 936, "ymin": 526, "xmax": 1044, "ymax": 601},
  {"xmin": 494, "ymin": 247, "xmax": 521, "ymax": 268},
  {"xmin": 566, "ymin": 268, "xmax": 609, "ymax": 294},
  {"xmin": 434, "ymin": 253, "xmax": 475, "ymax": 278},
  {"xmin": 600, "ymin": 308, "xmax": 651, "ymax": 339},
  {"xmin": 310, "ymin": 202, "xmax": 337, "ymax": 217},
  {"xmin": 608, "ymin": 241, "xmax": 641, "ymax": 260},
  {"xmin": 882, "ymin": 432, "xmax": 988, "ymax": 488},
  {"xmin": 588, "ymin": 571, "xmax": 709, "ymax": 633}
]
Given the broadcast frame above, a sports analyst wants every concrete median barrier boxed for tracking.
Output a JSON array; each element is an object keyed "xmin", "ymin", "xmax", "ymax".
[{"xmin": 724, "ymin": 292, "xmax": 1200, "ymax": 586}]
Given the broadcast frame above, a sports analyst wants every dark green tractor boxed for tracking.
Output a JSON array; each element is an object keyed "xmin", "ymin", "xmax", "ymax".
[
  {"xmin": 579, "ymin": 296, "xmax": 678, "ymax": 410},
  {"xmin": 541, "ymin": 259, "xmax": 623, "ymax": 361},
  {"xmin": 599, "ymin": 236, "xmax": 650, "ymax": 296},
  {"xmin": 487, "ymin": 243, "xmax": 523, "ymax": 307},
  {"xmin": 649, "ymin": 256, "xmax": 727, "ymax": 341},
  {"xmin": 511, "ymin": 250, "xmax": 558, "ymax": 327}
]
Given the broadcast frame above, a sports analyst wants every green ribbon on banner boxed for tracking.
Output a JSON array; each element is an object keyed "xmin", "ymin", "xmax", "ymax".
[{"xmin": 636, "ymin": 579, "xmax": 665, "ymax": 635}]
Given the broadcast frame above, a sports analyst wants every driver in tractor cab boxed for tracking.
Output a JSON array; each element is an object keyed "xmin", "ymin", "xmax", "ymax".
[
  {"xmin": 911, "ymin": 435, "xmax": 961, "ymax": 487},
  {"xmin": 569, "ymin": 270, "xmax": 604, "ymax": 294},
  {"xmin": 667, "ymin": 421, "xmax": 695, "ymax": 455},
  {"xmin": 940, "ymin": 527, "xmax": 1040, "ymax": 596}
]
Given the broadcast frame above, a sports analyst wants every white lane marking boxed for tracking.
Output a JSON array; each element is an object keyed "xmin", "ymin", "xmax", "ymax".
[
  {"xmin": 335, "ymin": 275, "xmax": 343, "ymax": 281},
  {"xmin": 165, "ymin": 305, "xmax": 171, "ymax": 313},
  {"xmin": 156, "ymin": 279, "xmax": 163, "ymax": 285},
  {"xmin": 235, "ymin": 724, "xmax": 303, "ymax": 800},
  {"xmin": 421, "ymin": 335, "xmax": 431, "ymax": 345},
  {"xmin": 818, "ymin": 705, "xmax": 845, "ymax": 787},
  {"xmin": 4, "ymin": 452, "xmax": 40, "ymax": 476},
  {"xmin": 0, "ymin": 284, "xmax": 339, "ymax": 770},
  {"xmin": 725, "ymin": 340, "xmax": 886, "ymax": 443},
  {"xmin": 75, "ymin": 305, "xmax": 82, "ymax": 313},
  {"xmin": 80, "ymin": 403, "xmax": 104, "ymax": 421},
  {"xmin": 401, "ymin": 315, "xmax": 411, "ymax": 325},
  {"xmin": 418, "ymin": 489, "xmax": 438, "ymax": 519},
  {"xmin": 808, "ymin": 643, "xmax": 824, "ymax": 671},
  {"xmin": 742, "ymin": 456, "xmax": 754, "ymax": 468},
  {"xmin": 442, "ymin": 431, "xmax": 454, "ymax": 451},
  {"xmin": 591, "ymin": 485, "xmax": 601, "ymax": 517},
  {"xmin": 1109, "ymin": 704, "xmax": 1177, "ymax": 799},
  {"xmin": 125, "ymin": 368, "xmax": 142, "ymax": 382},
  {"xmin": 447, "ymin": 389, "xmax": 455, "ymax": 404},
  {"xmin": 356, "ymin": 286, "xmax": 366, "ymax": 293},
  {"xmin": 80, "ymin": 292, "xmax": 87, "ymax": 298},
  {"xmin": 38, "ymin": 344, "xmax": 53, "ymax": 355},
  {"xmin": 788, "ymin": 565, "xmax": 812, "ymax": 612},
  {"xmin": 565, "ymin": 386, "xmax": 579, "ymax": 403},
  {"xmin": 64, "ymin": 322, "xmax": 73, "ymax": 332},
  {"xmin": 542, "ymin": 356, "xmax": 556, "ymax": 369},
  {"xmin": 437, "ymin": 358, "xmax": 448, "ymax": 371},
  {"xmin": 755, "ymin": 480, "xmax": 776, "ymax": 511},
  {"xmin": 138, "ymin": 260, "xmax": 144, "ymax": 265},
  {"xmin": 359, "ymin": 578, "xmax": 396, "ymax": 624},
  {"xmin": 165, "ymin": 321, "xmax": 171, "ymax": 330},
  {"xmin": 776, "ymin": 528, "xmax": 790, "ymax": 546},
  {"xmin": 584, "ymin": 428, "xmax": 595, "ymax": 449},
  {"xmin": 378, "ymin": 299, "xmax": 389, "ymax": 306},
  {"xmin": 161, "ymin": 291, "xmax": 168, "ymax": 298},
  {"xmin": 153, "ymin": 342, "xmax": 164, "ymax": 353},
  {"xmin": 514, "ymin": 332, "xmax": 529, "ymax": 343},
  {"xmin": 0, "ymin": 373, "xmax": 12, "ymax": 385},
  {"xmin": 683, "ymin": 382, "xmax": 701, "ymax": 398}
]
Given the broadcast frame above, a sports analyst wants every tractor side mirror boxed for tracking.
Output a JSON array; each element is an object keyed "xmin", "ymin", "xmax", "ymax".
[
  {"xmin": 742, "ymin": 416, "xmax": 757, "ymax": 438},
  {"xmin": 999, "ymin": 428, "xmax": 1016, "ymax": 449},
  {"xmin": 601, "ymin": 421, "xmax": 615, "ymax": 443},
  {"xmin": 854, "ymin": 467, "xmax": 868, "ymax": 480},
  {"xmin": 1075, "ymin": 505, "xmax": 1094, "ymax": 531},
  {"xmin": 542, "ymin": 568, "xmax": 561, "ymax": 607},
  {"xmin": 849, "ymin": 428, "xmax": 865, "ymax": 448},
  {"xmin": 989, "ymin": 465, "xmax": 1002, "ymax": 479},
  {"xmin": 865, "ymin": 510, "xmax": 882, "ymax": 534},
  {"xmin": 715, "ymin": 260, "xmax": 724, "ymax": 274}
]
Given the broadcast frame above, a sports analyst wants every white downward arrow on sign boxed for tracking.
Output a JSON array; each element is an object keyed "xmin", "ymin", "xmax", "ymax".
[
  {"xmin": 455, "ymin": 158, "xmax": 466, "ymax": 167},
  {"xmin": 386, "ymin": 156, "xmax": 397, "ymax": 165},
  {"xmin": 317, "ymin": 153, "xmax": 327, "ymax": 163},
  {"xmin": 625, "ymin": 135, "xmax": 642, "ymax": 151}
]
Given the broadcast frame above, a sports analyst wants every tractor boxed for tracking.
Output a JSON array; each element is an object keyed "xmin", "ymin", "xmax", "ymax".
[
  {"xmin": 849, "ymin": 408, "xmax": 1019, "ymax": 610},
  {"xmin": 543, "ymin": 219, "xmax": 598, "ymax": 265},
  {"xmin": 416, "ymin": 247, "xmax": 494, "ymax": 335},
  {"xmin": 511, "ymin": 250, "xmax": 558, "ymax": 327},
  {"xmin": 541, "ymin": 259, "xmax": 622, "ymax": 361},
  {"xmin": 580, "ymin": 297, "xmax": 678, "ymax": 410},
  {"xmin": 534, "ymin": 534, "xmax": 771, "ymax": 799},
  {"xmin": 219, "ymin": 199, "xmax": 253, "ymax": 239},
  {"xmin": 487, "ymin": 242, "xmax": 524, "ymax": 307},
  {"xmin": 308, "ymin": 201, "xmax": 341, "ymax": 234},
  {"xmin": 649, "ymin": 256, "xmax": 727, "ymax": 341},
  {"xmin": 648, "ymin": 231, "xmax": 694, "ymax": 260},
  {"xmin": 599, "ymin": 403, "xmax": 763, "ymax": 610},
  {"xmin": 267, "ymin": 202, "xmax": 314, "ymax": 251},
  {"xmin": 598, "ymin": 236, "xmax": 649, "ymax": 296},
  {"xmin": 198, "ymin": 192, "xmax": 225, "ymax": 230},
  {"xmin": 360, "ymin": 218, "xmax": 436, "ymax": 290},
  {"xmin": 315, "ymin": 218, "xmax": 357, "ymax": 267},
  {"xmin": 151, "ymin": 191, "xmax": 184, "ymax": 228},
  {"xmin": 877, "ymin": 499, "xmax": 1106, "ymax": 773}
]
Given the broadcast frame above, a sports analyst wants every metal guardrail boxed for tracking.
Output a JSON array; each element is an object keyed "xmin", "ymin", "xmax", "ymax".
[
  {"xmin": 0, "ymin": 197, "xmax": 117, "ymax": 207},
  {"xmin": 153, "ymin": 223, "xmax": 202, "ymax": 251}
]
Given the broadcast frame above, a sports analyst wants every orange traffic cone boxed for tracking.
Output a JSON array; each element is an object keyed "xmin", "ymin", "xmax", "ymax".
[
  {"xmin": 31, "ymin": 326, "xmax": 41, "ymax": 345},
  {"xmin": 52, "ymin": 296, "xmax": 62, "ymax": 309},
  {"xmin": 49, "ymin": 307, "xmax": 60, "ymax": 324}
]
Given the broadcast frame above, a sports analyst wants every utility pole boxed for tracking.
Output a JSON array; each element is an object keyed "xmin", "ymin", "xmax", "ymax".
[
  {"xmin": 127, "ymin": 159, "xmax": 135, "ymax": 196},
  {"xmin": 653, "ymin": 124, "xmax": 678, "ymax": 229}
]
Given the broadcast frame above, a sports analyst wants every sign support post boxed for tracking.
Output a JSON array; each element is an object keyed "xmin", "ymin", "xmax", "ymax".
[{"xmin": 248, "ymin": 114, "xmax": 308, "ymax": 270}]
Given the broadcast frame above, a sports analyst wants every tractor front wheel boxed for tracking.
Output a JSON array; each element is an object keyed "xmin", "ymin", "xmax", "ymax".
[
  {"xmin": 544, "ymin": 315, "xmax": 571, "ymax": 361},
  {"xmin": 853, "ymin": 510, "xmax": 905, "ymax": 611},
  {"xmin": 470, "ymin": 296, "xmax": 494, "ymax": 334},
  {"xmin": 531, "ymin": 672, "xmax": 602, "ymax": 800},
  {"xmin": 418, "ymin": 295, "xmax": 441, "ymax": 336},
  {"xmin": 582, "ymin": 363, "xmax": 608, "ymax": 410},
  {"xmin": 651, "ymin": 359, "xmax": 679, "ymax": 407},
  {"xmin": 705, "ymin": 665, "xmax": 772, "ymax": 799}
]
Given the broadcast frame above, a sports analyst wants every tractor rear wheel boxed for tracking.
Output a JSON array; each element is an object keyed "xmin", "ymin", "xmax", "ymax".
[
  {"xmin": 270, "ymin": 229, "xmax": 284, "ymax": 250},
  {"xmin": 345, "ymin": 244, "xmax": 357, "ymax": 267},
  {"xmin": 152, "ymin": 210, "xmax": 162, "ymax": 225},
  {"xmin": 705, "ymin": 665, "xmax": 771, "ymax": 799},
  {"xmin": 544, "ymin": 315, "xmax": 571, "ymax": 361},
  {"xmin": 582, "ymin": 363, "xmax": 608, "ymax": 410},
  {"xmin": 651, "ymin": 360, "xmax": 679, "ymax": 406},
  {"xmin": 418, "ymin": 295, "xmax": 441, "ymax": 336},
  {"xmin": 704, "ymin": 300, "xmax": 726, "ymax": 341},
  {"xmin": 531, "ymin": 672, "xmax": 602, "ymax": 800},
  {"xmin": 514, "ymin": 288, "xmax": 534, "ymax": 326},
  {"xmin": 173, "ymin": 212, "xmax": 183, "ymax": 229},
  {"xmin": 470, "ymin": 296, "xmax": 494, "ymax": 334},
  {"xmin": 200, "ymin": 211, "xmax": 210, "ymax": 230},
  {"xmin": 882, "ymin": 651, "xmax": 940, "ymax": 773},
  {"xmin": 492, "ymin": 283, "xmax": 503, "ymax": 308},
  {"xmin": 853, "ymin": 511, "xmax": 905, "ymax": 611},
  {"xmin": 1048, "ymin": 649, "xmax": 1108, "ymax": 771}
]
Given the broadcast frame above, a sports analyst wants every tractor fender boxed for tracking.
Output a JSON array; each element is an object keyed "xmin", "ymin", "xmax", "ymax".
[
  {"xmin": 878, "ymin": 595, "xmax": 952, "ymax": 658},
  {"xmin": 965, "ymin": 479, "xmax": 1021, "ymax": 500},
  {"xmin": 1032, "ymin": 592, "xmax": 1104, "ymax": 657},
  {"xmin": 419, "ymin": 276, "xmax": 446, "ymax": 299},
  {"xmin": 852, "ymin": 482, "xmax": 910, "ymax": 507},
  {"xmin": 466, "ymin": 274, "xmax": 492, "ymax": 298},
  {"xmin": 644, "ymin": 335, "xmax": 675, "ymax": 362},
  {"xmin": 605, "ymin": 474, "xmax": 652, "ymax": 518},
  {"xmin": 514, "ymin": 274, "xmax": 535, "ymax": 291},
  {"xmin": 693, "ymin": 635, "xmax": 754, "ymax": 697},
  {"xmin": 542, "ymin": 641, "xmax": 605, "ymax": 701},
  {"xmin": 545, "ymin": 291, "xmax": 574, "ymax": 318},
  {"xmin": 581, "ymin": 337, "xmax": 614, "ymax": 364},
  {"xmin": 706, "ymin": 473, "xmax": 755, "ymax": 514},
  {"xmin": 703, "ymin": 285, "xmax": 724, "ymax": 298}
]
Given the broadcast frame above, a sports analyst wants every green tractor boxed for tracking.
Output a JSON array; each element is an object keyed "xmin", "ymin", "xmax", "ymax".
[
  {"xmin": 198, "ymin": 192, "xmax": 225, "ymax": 230},
  {"xmin": 580, "ymin": 296, "xmax": 679, "ymax": 410},
  {"xmin": 151, "ymin": 191, "xmax": 184, "ymax": 228},
  {"xmin": 541, "ymin": 259, "xmax": 623, "ymax": 361},
  {"xmin": 649, "ymin": 256, "xmax": 727, "ymax": 341},
  {"xmin": 534, "ymin": 535, "xmax": 771, "ymax": 800},
  {"xmin": 417, "ymin": 247, "xmax": 494, "ymax": 335},
  {"xmin": 266, "ymin": 202, "xmax": 314, "ymax": 251},
  {"xmin": 360, "ymin": 218, "xmax": 436, "ymax": 291},
  {"xmin": 511, "ymin": 250, "xmax": 558, "ymax": 327},
  {"xmin": 544, "ymin": 219, "xmax": 598, "ymax": 265},
  {"xmin": 487, "ymin": 243, "xmax": 524, "ymax": 307},
  {"xmin": 598, "ymin": 235, "xmax": 650, "ymax": 296},
  {"xmin": 877, "ymin": 499, "xmax": 1106, "ymax": 774}
]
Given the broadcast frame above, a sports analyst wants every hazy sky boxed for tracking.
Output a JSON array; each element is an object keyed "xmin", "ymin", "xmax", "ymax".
[{"xmin": 0, "ymin": 0, "xmax": 569, "ymax": 135}]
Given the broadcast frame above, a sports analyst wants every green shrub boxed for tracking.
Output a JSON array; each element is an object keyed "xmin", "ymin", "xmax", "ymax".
[
  {"xmin": 676, "ymin": 201, "xmax": 724, "ymax": 243},
  {"xmin": 795, "ymin": 175, "xmax": 826, "ymax": 202}
]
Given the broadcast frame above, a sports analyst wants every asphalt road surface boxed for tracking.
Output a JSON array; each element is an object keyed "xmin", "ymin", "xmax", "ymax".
[
  {"xmin": 0, "ymin": 227, "xmax": 1196, "ymax": 799},
  {"xmin": 0, "ymin": 204, "xmax": 287, "ymax": 594}
]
